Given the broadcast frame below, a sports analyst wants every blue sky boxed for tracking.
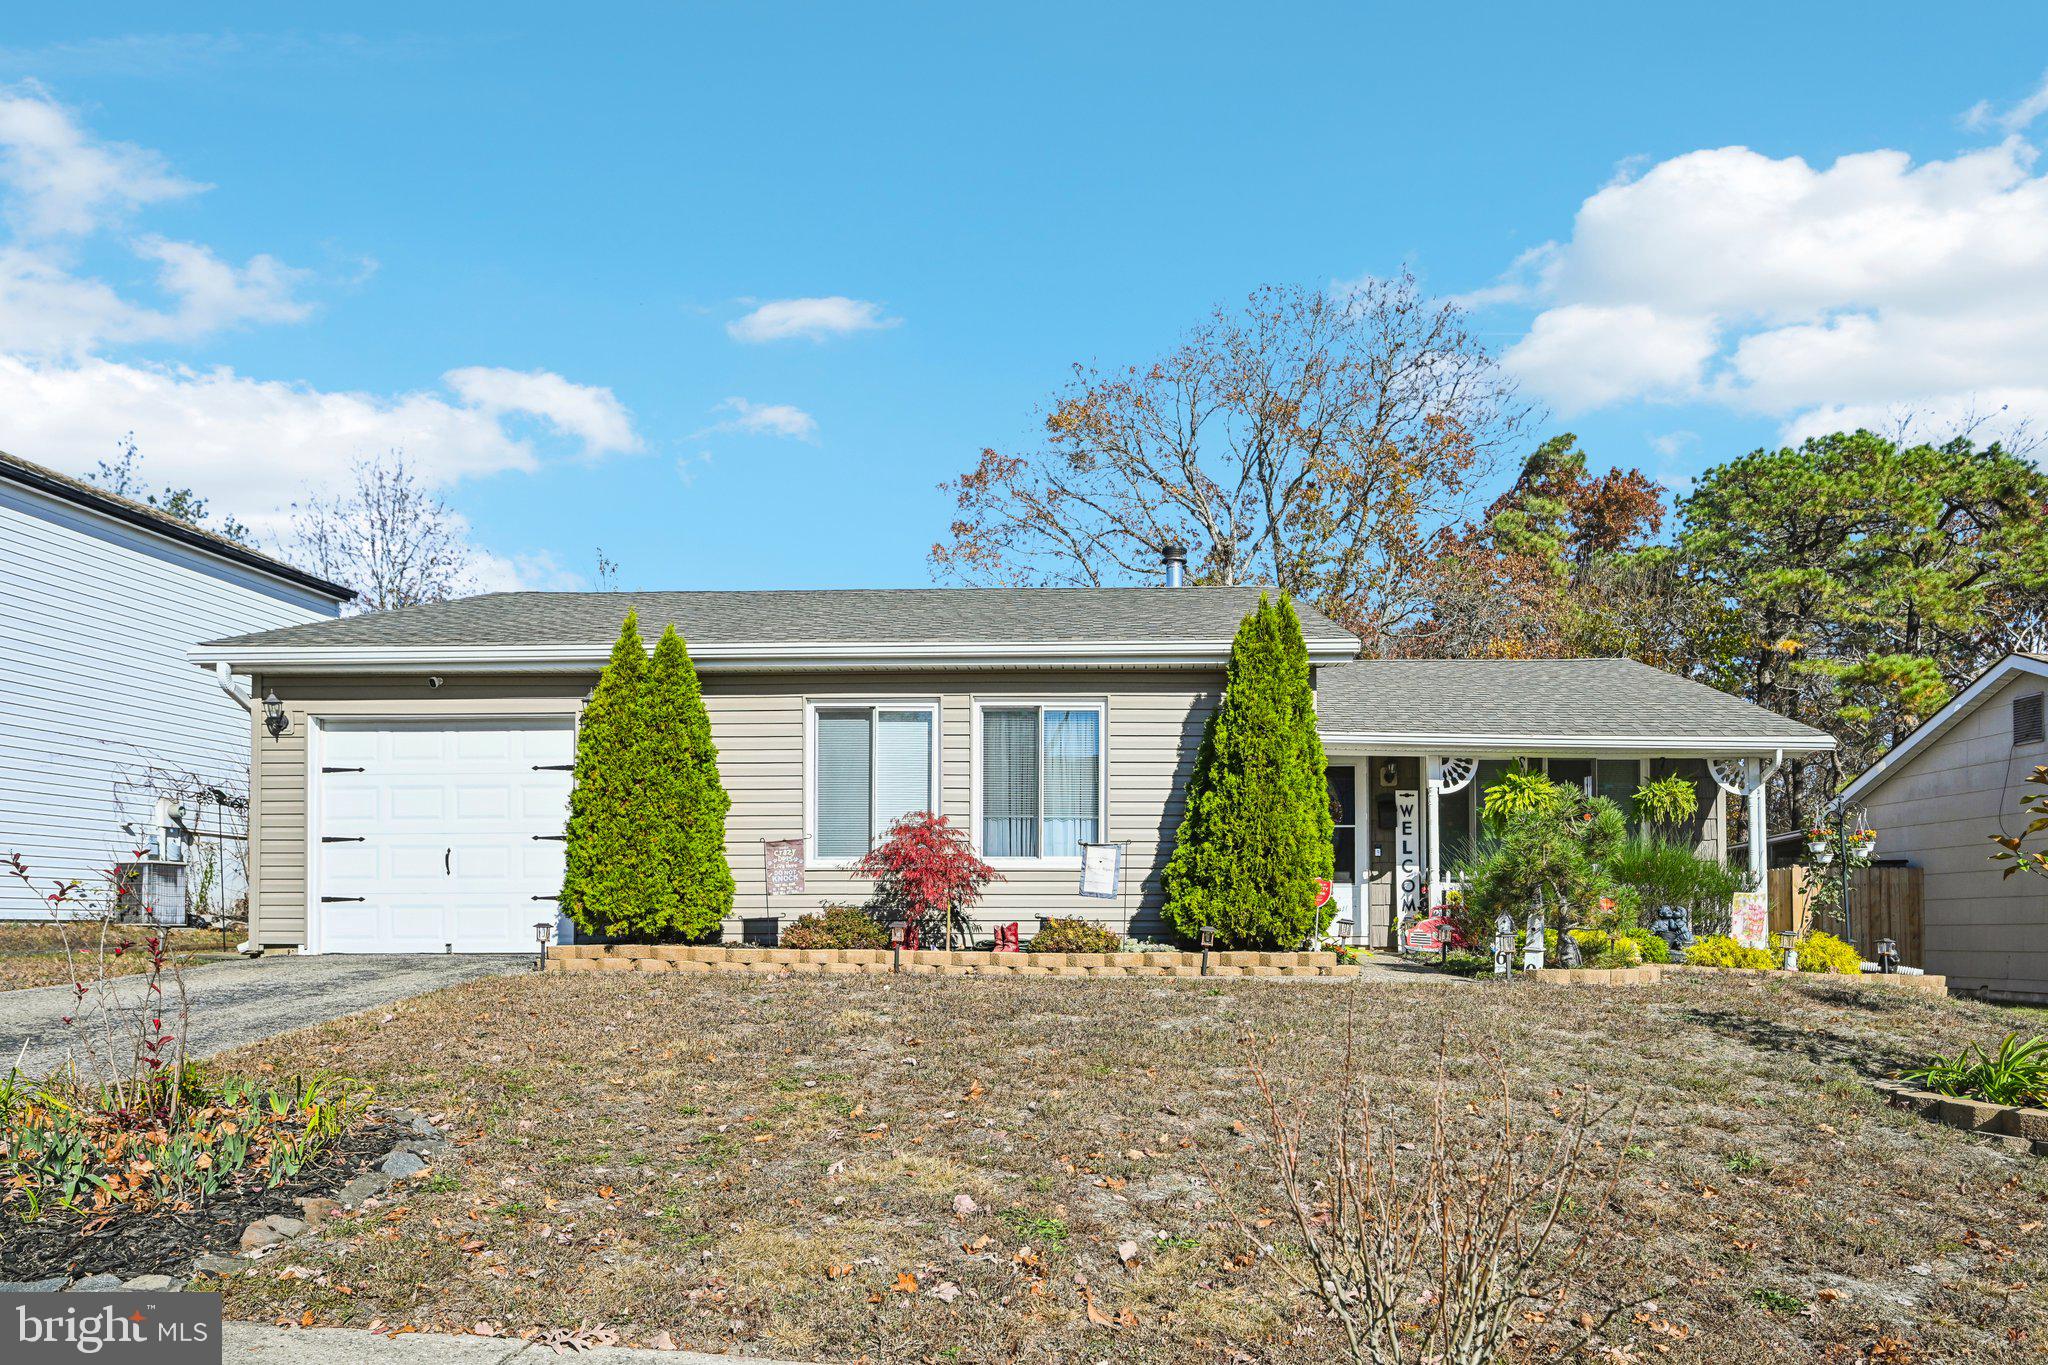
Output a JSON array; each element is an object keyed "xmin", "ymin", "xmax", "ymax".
[{"xmin": 3, "ymin": 4, "xmax": 2047, "ymax": 592}]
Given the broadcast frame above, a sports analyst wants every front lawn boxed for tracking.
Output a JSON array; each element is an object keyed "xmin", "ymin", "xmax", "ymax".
[
  {"xmin": 0, "ymin": 922, "xmax": 237, "ymax": 992},
  {"xmin": 215, "ymin": 971, "xmax": 2048, "ymax": 1361}
]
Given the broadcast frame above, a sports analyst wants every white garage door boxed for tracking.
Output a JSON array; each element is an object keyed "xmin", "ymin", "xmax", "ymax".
[{"xmin": 314, "ymin": 719, "xmax": 573, "ymax": 953}]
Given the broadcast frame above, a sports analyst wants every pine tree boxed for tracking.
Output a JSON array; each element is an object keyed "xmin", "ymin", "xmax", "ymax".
[
  {"xmin": 561, "ymin": 614, "xmax": 656, "ymax": 938},
  {"xmin": 645, "ymin": 624, "xmax": 734, "ymax": 938},
  {"xmin": 1161, "ymin": 594, "xmax": 1335, "ymax": 949}
]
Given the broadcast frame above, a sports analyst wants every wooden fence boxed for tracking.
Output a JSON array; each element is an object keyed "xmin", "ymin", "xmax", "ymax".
[{"xmin": 1764, "ymin": 865, "xmax": 1923, "ymax": 967}]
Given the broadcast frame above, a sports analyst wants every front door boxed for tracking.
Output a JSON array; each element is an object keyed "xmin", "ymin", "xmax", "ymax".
[{"xmin": 1324, "ymin": 764, "xmax": 1361, "ymax": 941}]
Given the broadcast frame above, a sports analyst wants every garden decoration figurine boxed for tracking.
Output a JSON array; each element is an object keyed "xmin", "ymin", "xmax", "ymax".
[
  {"xmin": 1553, "ymin": 894, "xmax": 1584, "ymax": 968},
  {"xmin": 1877, "ymin": 936, "xmax": 1900, "ymax": 974},
  {"xmin": 1521, "ymin": 897, "xmax": 1547, "ymax": 972},
  {"xmin": 1492, "ymin": 910, "xmax": 1515, "ymax": 977}
]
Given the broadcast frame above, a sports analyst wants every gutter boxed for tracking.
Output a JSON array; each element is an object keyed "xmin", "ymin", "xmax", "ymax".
[{"xmin": 213, "ymin": 663, "xmax": 264, "ymax": 956}]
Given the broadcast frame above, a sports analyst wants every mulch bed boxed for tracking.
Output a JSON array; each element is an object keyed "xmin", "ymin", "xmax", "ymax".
[{"xmin": 0, "ymin": 1116, "xmax": 399, "ymax": 1281}]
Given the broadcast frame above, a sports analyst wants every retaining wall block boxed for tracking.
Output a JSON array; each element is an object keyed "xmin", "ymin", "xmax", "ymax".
[
  {"xmin": 1998, "ymin": 1107, "xmax": 2048, "ymax": 1143},
  {"xmin": 596, "ymin": 956, "xmax": 636, "ymax": 972},
  {"xmin": 1938, "ymin": 1097, "xmax": 2006, "ymax": 1132}
]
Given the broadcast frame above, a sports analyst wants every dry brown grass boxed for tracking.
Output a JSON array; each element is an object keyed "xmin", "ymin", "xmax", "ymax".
[
  {"xmin": 0, "ymin": 922, "xmax": 235, "ymax": 992},
  {"xmin": 212, "ymin": 971, "xmax": 2048, "ymax": 1362}
]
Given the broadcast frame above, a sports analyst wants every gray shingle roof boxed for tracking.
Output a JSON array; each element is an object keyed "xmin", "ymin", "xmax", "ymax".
[
  {"xmin": 1316, "ymin": 657, "xmax": 1831, "ymax": 746},
  {"xmin": 0, "ymin": 448, "xmax": 354, "ymax": 601},
  {"xmin": 201, "ymin": 587, "xmax": 1359, "ymax": 651}
]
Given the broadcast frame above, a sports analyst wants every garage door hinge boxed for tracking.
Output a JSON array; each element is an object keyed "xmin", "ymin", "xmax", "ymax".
[
  {"xmin": 321, "ymin": 766, "xmax": 365, "ymax": 774},
  {"xmin": 531, "ymin": 833, "xmax": 567, "ymax": 841},
  {"xmin": 532, "ymin": 763, "xmax": 574, "ymax": 771},
  {"xmin": 320, "ymin": 895, "xmax": 366, "ymax": 903},
  {"xmin": 320, "ymin": 836, "xmax": 365, "ymax": 843},
  {"xmin": 531, "ymin": 893, "xmax": 560, "ymax": 901}
]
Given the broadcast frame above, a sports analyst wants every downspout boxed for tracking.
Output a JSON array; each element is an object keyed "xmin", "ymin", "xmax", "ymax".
[{"xmin": 214, "ymin": 663, "xmax": 263, "ymax": 956}]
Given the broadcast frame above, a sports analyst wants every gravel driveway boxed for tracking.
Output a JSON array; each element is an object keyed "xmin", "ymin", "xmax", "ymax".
[{"xmin": 0, "ymin": 954, "xmax": 527, "ymax": 1077}]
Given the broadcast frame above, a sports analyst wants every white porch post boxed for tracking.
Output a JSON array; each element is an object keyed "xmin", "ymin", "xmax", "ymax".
[
  {"xmin": 1744, "ymin": 757, "xmax": 1768, "ymax": 891},
  {"xmin": 1425, "ymin": 757, "xmax": 1443, "ymax": 916}
]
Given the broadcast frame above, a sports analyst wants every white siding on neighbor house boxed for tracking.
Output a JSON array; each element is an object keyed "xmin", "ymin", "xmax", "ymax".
[
  {"xmin": 1858, "ymin": 670, "xmax": 2048, "ymax": 1001},
  {"xmin": 245, "ymin": 668, "xmax": 1221, "ymax": 948},
  {"xmin": 0, "ymin": 479, "xmax": 342, "ymax": 917}
]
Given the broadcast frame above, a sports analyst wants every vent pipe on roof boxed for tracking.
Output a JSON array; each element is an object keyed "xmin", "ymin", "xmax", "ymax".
[{"xmin": 1160, "ymin": 543, "xmax": 1186, "ymax": 588}]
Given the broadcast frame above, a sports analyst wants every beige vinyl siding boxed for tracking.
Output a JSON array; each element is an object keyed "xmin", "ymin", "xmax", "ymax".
[
  {"xmin": 247, "ymin": 667, "xmax": 1219, "ymax": 948},
  {"xmin": 1857, "ymin": 670, "xmax": 2048, "ymax": 1001}
]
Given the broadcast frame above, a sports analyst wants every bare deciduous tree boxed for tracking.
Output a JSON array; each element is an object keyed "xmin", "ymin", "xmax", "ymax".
[
  {"xmin": 284, "ymin": 451, "xmax": 474, "ymax": 612},
  {"xmin": 929, "ymin": 277, "xmax": 1529, "ymax": 649}
]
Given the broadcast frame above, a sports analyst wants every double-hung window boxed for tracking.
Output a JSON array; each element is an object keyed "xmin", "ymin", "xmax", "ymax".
[
  {"xmin": 978, "ymin": 702, "xmax": 1103, "ymax": 860},
  {"xmin": 811, "ymin": 704, "xmax": 936, "ymax": 861}
]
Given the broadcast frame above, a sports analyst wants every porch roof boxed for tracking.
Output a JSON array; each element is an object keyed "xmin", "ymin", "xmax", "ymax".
[{"xmin": 1314, "ymin": 657, "xmax": 1834, "ymax": 757}]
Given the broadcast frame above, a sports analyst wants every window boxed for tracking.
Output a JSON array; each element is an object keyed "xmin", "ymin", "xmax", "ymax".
[
  {"xmin": 978, "ymin": 703, "xmax": 1103, "ymax": 860},
  {"xmin": 811, "ymin": 704, "xmax": 936, "ymax": 861},
  {"xmin": 1458, "ymin": 756, "xmax": 1648, "ymax": 845},
  {"xmin": 1326, "ymin": 766, "xmax": 1357, "ymax": 879}
]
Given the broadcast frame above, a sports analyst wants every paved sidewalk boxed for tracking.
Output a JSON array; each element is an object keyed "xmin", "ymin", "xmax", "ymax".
[{"xmin": 226, "ymin": 1324, "xmax": 806, "ymax": 1364}]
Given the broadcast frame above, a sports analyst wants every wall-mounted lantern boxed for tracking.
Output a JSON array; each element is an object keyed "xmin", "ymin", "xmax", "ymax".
[{"xmin": 262, "ymin": 690, "xmax": 289, "ymax": 738}]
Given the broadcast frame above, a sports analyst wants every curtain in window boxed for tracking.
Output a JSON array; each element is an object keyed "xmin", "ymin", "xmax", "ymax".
[
  {"xmin": 982, "ymin": 708, "xmax": 1039, "ymax": 857},
  {"xmin": 1042, "ymin": 709, "xmax": 1100, "ymax": 857},
  {"xmin": 874, "ymin": 710, "xmax": 933, "ymax": 837},
  {"xmin": 816, "ymin": 709, "xmax": 872, "ymax": 859}
]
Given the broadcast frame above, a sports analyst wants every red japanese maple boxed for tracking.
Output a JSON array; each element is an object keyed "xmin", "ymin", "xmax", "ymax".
[{"xmin": 855, "ymin": 811, "xmax": 998, "ymax": 944}]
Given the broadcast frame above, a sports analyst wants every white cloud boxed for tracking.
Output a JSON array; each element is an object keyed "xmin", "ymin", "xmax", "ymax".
[
  {"xmin": 1490, "ymin": 136, "xmax": 2048, "ymax": 443},
  {"xmin": 726, "ymin": 295, "xmax": 899, "ymax": 343},
  {"xmin": 468, "ymin": 545, "xmax": 587, "ymax": 593},
  {"xmin": 698, "ymin": 396, "xmax": 818, "ymax": 442},
  {"xmin": 1965, "ymin": 68, "xmax": 2048, "ymax": 134},
  {"xmin": 0, "ymin": 83, "xmax": 198, "ymax": 237},
  {"xmin": 0, "ymin": 85, "xmax": 639, "ymax": 581},
  {"xmin": 0, "ymin": 355, "xmax": 637, "ymax": 530}
]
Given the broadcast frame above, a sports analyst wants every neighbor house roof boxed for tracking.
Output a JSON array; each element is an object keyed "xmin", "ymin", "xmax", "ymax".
[
  {"xmin": 191, "ymin": 587, "xmax": 1362, "ymax": 672},
  {"xmin": 1314, "ymin": 657, "xmax": 1834, "ymax": 755},
  {"xmin": 0, "ymin": 449, "xmax": 355, "ymax": 602},
  {"xmin": 1835, "ymin": 652, "xmax": 2048, "ymax": 808}
]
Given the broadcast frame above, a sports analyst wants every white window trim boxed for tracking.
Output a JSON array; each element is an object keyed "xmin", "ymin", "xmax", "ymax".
[
  {"xmin": 970, "ymin": 697, "xmax": 1109, "ymax": 869},
  {"xmin": 803, "ymin": 698, "xmax": 942, "ymax": 869}
]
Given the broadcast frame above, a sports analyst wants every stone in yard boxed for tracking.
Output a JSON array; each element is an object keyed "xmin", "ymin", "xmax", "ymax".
[
  {"xmin": 0, "ymin": 1277, "xmax": 69, "ymax": 1293},
  {"xmin": 952, "ymin": 1194, "xmax": 978, "ymax": 1217},
  {"xmin": 380, "ymin": 1150, "xmax": 428, "ymax": 1178},
  {"xmin": 295, "ymin": 1197, "xmax": 341, "ymax": 1229},
  {"xmin": 239, "ymin": 1214, "xmax": 307, "ymax": 1252},
  {"xmin": 67, "ymin": 1275, "xmax": 124, "ymax": 1292},
  {"xmin": 122, "ymin": 1275, "xmax": 177, "ymax": 1291},
  {"xmin": 190, "ymin": 1256, "xmax": 243, "ymax": 1278},
  {"xmin": 1116, "ymin": 1240, "xmax": 1140, "ymax": 1266},
  {"xmin": 337, "ymin": 1172, "xmax": 391, "ymax": 1207}
]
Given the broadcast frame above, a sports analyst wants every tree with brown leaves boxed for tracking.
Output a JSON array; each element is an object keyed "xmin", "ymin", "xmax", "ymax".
[{"xmin": 929, "ymin": 277, "xmax": 1528, "ymax": 650}]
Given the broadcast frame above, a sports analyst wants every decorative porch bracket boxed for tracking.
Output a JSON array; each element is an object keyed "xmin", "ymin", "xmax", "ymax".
[
  {"xmin": 1708, "ymin": 752, "xmax": 1786, "ymax": 940},
  {"xmin": 1423, "ymin": 756, "xmax": 1481, "ymax": 928}
]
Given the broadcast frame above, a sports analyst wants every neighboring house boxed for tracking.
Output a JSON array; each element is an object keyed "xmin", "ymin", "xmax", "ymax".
[
  {"xmin": 1, "ymin": 450, "xmax": 353, "ymax": 919},
  {"xmin": 190, "ymin": 583, "xmax": 1829, "ymax": 954},
  {"xmin": 1836, "ymin": 653, "xmax": 2048, "ymax": 1003}
]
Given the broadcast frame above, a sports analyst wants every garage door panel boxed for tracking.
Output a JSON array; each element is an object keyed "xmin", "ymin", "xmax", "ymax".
[{"xmin": 316, "ymin": 719, "xmax": 571, "ymax": 954}]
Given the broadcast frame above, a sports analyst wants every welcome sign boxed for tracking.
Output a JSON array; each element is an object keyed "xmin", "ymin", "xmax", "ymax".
[{"xmin": 1394, "ymin": 789, "xmax": 1421, "ymax": 926}]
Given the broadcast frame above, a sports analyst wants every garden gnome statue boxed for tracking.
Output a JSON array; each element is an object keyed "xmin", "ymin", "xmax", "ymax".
[
  {"xmin": 1492, "ymin": 911, "xmax": 1515, "ymax": 977},
  {"xmin": 1521, "ymin": 896, "xmax": 1547, "ymax": 972}
]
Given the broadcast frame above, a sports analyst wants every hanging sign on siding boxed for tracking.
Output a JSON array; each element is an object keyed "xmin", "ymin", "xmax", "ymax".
[
  {"xmin": 763, "ymin": 838, "xmax": 805, "ymax": 897},
  {"xmin": 1394, "ymin": 789, "xmax": 1421, "ymax": 925},
  {"xmin": 1079, "ymin": 842, "xmax": 1122, "ymax": 899}
]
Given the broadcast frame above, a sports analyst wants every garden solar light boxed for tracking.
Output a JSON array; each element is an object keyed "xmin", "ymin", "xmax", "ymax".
[
  {"xmin": 262, "ymin": 690, "xmax": 288, "ymax": 738},
  {"xmin": 1778, "ymin": 929, "xmax": 1799, "ymax": 972},
  {"xmin": 535, "ymin": 921, "xmax": 552, "ymax": 971}
]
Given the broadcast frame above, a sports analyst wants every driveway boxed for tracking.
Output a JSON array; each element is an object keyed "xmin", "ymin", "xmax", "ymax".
[{"xmin": 0, "ymin": 954, "xmax": 527, "ymax": 1077}]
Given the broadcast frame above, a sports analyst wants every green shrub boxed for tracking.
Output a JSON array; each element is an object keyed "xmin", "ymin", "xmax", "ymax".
[
  {"xmin": 1461, "ymin": 787, "xmax": 1632, "ymax": 939},
  {"xmin": 1794, "ymin": 930, "xmax": 1861, "ymax": 975},
  {"xmin": 1481, "ymin": 765, "xmax": 1570, "ymax": 831},
  {"xmin": 1630, "ymin": 774, "xmax": 1699, "ymax": 830},
  {"xmin": 1619, "ymin": 927, "xmax": 1671, "ymax": 963},
  {"xmin": 1604, "ymin": 837, "xmax": 1745, "ymax": 936},
  {"xmin": 1161, "ymin": 595, "xmax": 1333, "ymax": 950},
  {"xmin": 780, "ymin": 903, "xmax": 889, "ymax": 950},
  {"xmin": 1026, "ymin": 918, "xmax": 1123, "ymax": 954},
  {"xmin": 645, "ymin": 624, "xmax": 735, "ymax": 939},
  {"xmin": 1902, "ymin": 1033, "xmax": 2048, "ymax": 1107},
  {"xmin": 1685, "ymin": 934, "xmax": 1775, "ymax": 970}
]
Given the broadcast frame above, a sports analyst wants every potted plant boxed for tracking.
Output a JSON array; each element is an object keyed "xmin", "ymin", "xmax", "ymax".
[
  {"xmin": 1852, "ymin": 827, "xmax": 1877, "ymax": 859},
  {"xmin": 1806, "ymin": 826, "xmax": 1835, "ymax": 865}
]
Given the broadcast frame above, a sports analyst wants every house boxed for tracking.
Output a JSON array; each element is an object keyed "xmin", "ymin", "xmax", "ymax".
[
  {"xmin": 1836, "ymin": 653, "xmax": 2048, "ymax": 1002},
  {"xmin": 190, "ymin": 580, "xmax": 1830, "ymax": 954},
  {"xmin": 1, "ymin": 450, "xmax": 354, "ymax": 920}
]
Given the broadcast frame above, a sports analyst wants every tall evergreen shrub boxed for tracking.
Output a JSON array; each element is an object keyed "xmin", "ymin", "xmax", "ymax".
[
  {"xmin": 644, "ymin": 624, "xmax": 734, "ymax": 937},
  {"xmin": 561, "ymin": 614, "xmax": 656, "ymax": 938},
  {"xmin": 1161, "ymin": 594, "xmax": 1335, "ymax": 949}
]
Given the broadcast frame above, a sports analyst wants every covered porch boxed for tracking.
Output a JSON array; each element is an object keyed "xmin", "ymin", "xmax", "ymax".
[{"xmin": 1311, "ymin": 658, "xmax": 1836, "ymax": 949}]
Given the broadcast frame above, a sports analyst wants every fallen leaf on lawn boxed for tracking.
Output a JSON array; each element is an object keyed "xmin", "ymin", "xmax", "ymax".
[
  {"xmin": 300, "ymin": 1311, "xmax": 315, "ymax": 1328},
  {"xmin": 649, "ymin": 1331, "xmax": 676, "ymax": 1351},
  {"xmin": 965, "ymin": 1079, "xmax": 985, "ymax": 1101},
  {"xmin": 931, "ymin": 1281, "xmax": 961, "ymax": 1303},
  {"xmin": 826, "ymin": 1264, "xmax": 853, "ymax": 1280},
  {"xmin": 1086, "ymin": 1297, "xmax": 1115, "ymax": 1327},
  {"xmin": 598, "ymin": 1185, "xmax": 615, "ymax": 1199},
  {"xmin": 963, "ymin": 1234, "xmax": 990, "ymax": 1252},
  {"xmin": 893, "ymin": 1271, "xmax": 919, "ymax": 1293},
  {"xmin": 473, "ymin": 1322, "xmax": 499, "ymax": 1337},
  {"xmin": 952, "ymin": 1193, "xmax": 978, "ymax": 1217},
  {"xmin": 751, "ymin": 1134, "xmax": 774, "ymax": 1143},
  {"xmin": 1230, "ymin": 1120, "xmax": 1248, "ymax": 1135},
  {"xmin": 1116, "ymin": 1240, "xmax": 1139, "ymax": 1266}
]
